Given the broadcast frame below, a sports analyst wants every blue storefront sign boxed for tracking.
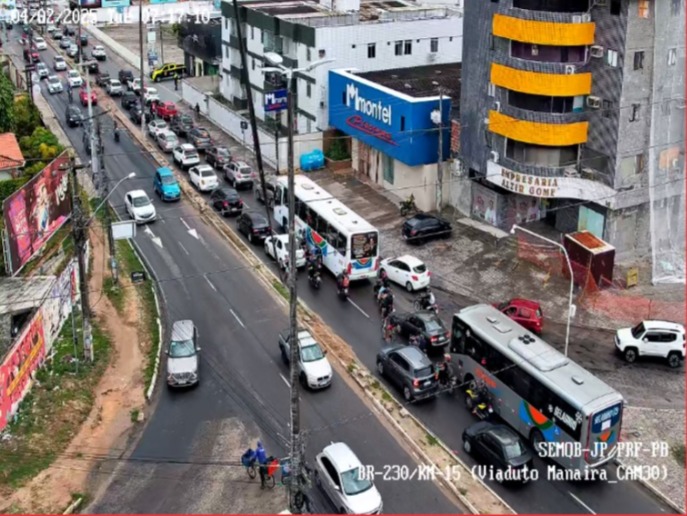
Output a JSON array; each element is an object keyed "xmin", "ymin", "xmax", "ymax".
[
  {"xmin": 264, "ymin": 88, "xmax": 287, "ymax": 112},
  {"xmin": 328, "ymin": 70, "xmax": 451, "ymax": 167}
]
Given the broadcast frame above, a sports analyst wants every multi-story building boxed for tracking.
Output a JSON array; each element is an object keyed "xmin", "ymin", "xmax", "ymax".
[
  {"xmin": 219, "ymin": 0, "xmax": 463, "ymax": 136},
  {"xmin": 459, "ymin": 0, "xmax": 685, "ymax": 262},
  {"xmin": 178, "ymin": 15, "xmax": 223, "ymax": 77}
]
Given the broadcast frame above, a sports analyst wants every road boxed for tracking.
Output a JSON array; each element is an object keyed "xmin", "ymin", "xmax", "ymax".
[
  {"xmin": 6, "ymin": 31, "xmax": 461, "ymax": 513},
  {"xmin": 20, "ymin": 27, "xmax": 677, "ymax": 514}
]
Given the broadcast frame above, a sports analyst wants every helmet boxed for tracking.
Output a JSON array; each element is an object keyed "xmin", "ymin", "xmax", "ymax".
[{"xmin": 443, "ymin": 354, "xmax": 451, "ymax": 362}]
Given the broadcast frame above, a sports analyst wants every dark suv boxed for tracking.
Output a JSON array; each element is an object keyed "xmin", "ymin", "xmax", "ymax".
[
  {"xmin": 65, "ymin": 105, "xmax": 84, "ymax": 127},
  {"xmin": 95, "ymin": 71, "xmax": 111, "ymax": 87},
  {"xmin": 401, "ymin": 213, "xmax": 452, "ymax": 245},
  {"xmin": 118, "ymin": 69, "xmax": 134, "ymax": 85},
  {"xmin": 376, "ymin": 345, "xmax": 438, "ymax": 401},
  {"xmin": 188, "ymin": 127, "xmax": 212, "ymax": 152},
  {"xmin": 121, "ymin": 91, "xmax": 138, "ymax": 110},
  {"xmin": 205, "ymin": 145, "xmax": 231, "ymax": 169},
  {"xmin": 210, "ymin": 187, "xmax": 243, "ymax": 216},
  {"xmin": 236, "ymin": 211, "xmax": 272, "ymax": 244}
]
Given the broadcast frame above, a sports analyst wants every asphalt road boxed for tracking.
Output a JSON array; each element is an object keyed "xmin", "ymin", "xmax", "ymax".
[
  {"xmin": 17, "ymin": 28, "xmax": 677, "ymax": 514},
  {"xmin": 7, "ymin": 31, "xmax": 461, "ymax": 513}
]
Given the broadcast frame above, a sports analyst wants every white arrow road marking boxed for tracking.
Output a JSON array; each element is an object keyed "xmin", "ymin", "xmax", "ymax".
[
  {"xmin": 180, "ymin": 217, "xmax": 199, "ymax": 239},
  {"xmin": 230, "ymin": 308, "xmax": 245, "ymax": 328},
  {"xmin": 143, "ymin": 226, "xmax": 163, "ymax": 248},
  {"xmin": 204, "ymin": 275, "xmax": 217, "ymax": 292}
]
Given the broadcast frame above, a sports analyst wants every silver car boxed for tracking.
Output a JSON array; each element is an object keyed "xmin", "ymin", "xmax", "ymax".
[
  {"xmin": 106, "ymin": 79, "xmax": 122, "ymax": 96},
  {"xmin": 66, "ymin": 44, "xmax": 78, "ymax": 58},
  {"xmin": 36, "ymin": 62, "xmax": 49, "ymax": 79},
  {"xmin": 54, "ymin": 56, "xmax": 67, "ymax": 71},
  {"xmin": 46, "ymin": 75, "xmax": 63, "ymax": 94},
  {"xmin": 156, "ymin": 130, "xmax": 179, "ymax": 153},
  {"xmin": 166, "ymin": 320, "xmax": 200, "ymax": 387}
]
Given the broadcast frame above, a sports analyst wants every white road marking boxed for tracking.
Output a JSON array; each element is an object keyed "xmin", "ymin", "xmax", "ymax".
[
  {"xmin": 230, "ymin": 308, "xmax": 245, "ymax": 328},
  {"xmin": 180, "ymin": 216, "xmax": 199, "ymax": 239},
  {"xmin": 280, "ymin": 374, "xmax": 290, "ymax": 387},
  {"xmin": 204, "ymin": 275, "xmax": 217, "ymax": 292},
  {"xmin": 143, "ymin": 226, "xmax": 163, "ymax": 248},
  {"xmin": 568, "ymin": 492, "xmax": 596, "ymax": 514},
  {"xmin": 178, "ymin": 241, "xmax": 189, "ymax": 255},
  {"xmin": 348, "ymin": 298, "xmax": 370, "ymax": 318},
  {"xmin": 180, "ymin": 217, "xmax": 191, "ymax": 230}
]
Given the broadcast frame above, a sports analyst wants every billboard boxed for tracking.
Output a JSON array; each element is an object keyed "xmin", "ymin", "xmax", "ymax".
[
  {"xmin": 41, "ymin": 259, "xmax": 79, "ymax": 352},
  {"xmin": 0, "ymin": 310, "xmax": 46, "ymax": 431},
  {"xmin": 2, "ymin": 152, "xmax": 71, "ymax": 275},
  {"xmin": 265, "ymin": 88, "xmax": 287, "ymax": 112},
  {"xmin": 328, "ymin": 70, "xmax": 451, "ymax": 167}
]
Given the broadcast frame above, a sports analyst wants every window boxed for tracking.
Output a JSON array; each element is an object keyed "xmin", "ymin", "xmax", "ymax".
[
  {"xmin": 635, "ymin": 153, "xmax": 645, "ymax": 174},
  {"xmin": 404, "ymin": 40, "xmax": 412, "ymax": 55},
  {"xmin": 400, "ymin": 116, "xmax": 405, "ymax": 132},
  {"xmin": 633, "ymin": 51, "xmax": 644, "ymax": 70},
  {"xmin": 382, "ymin": 154, "xmax": 394, "ymax": 184},
  {"xmin": 318, "ymin": 49, "xmax": 326, "ymax": 58},
  {"xmin": 306, "ymin": 83, "xmax": 311, "ymax": 97},
  {"xmin": 607, "ymin": 49, "xmax": 619, "ymax": 67},
  {"xmin": 430, "ymin": 38, "xmax": 438, "ymax": 53},
  {"xmin": 367, "ymin": 43, "xmax": 376, "ymax": 59},
  {"xmin": 610, "ymin": 0, "xmax": 621, "ymax": 15},
  {"xmin": 251, "ymin": 58, "xmax": 255, "ymax": 70},
  {"xmin": 630, "ymin": 103, "xmax": 640, "ymax": 122},
  {"xmin": 638, "ymin": 0, "xmax": 649, "ymax": 18},
  {"xmin": 602, "ymin": 99, "xmax": 612, "ymax": 118},
  {"xmin": 251, "ymin": 26, "xmax": 254, "ymax": 39},
  {"xmin": 487, "ymin": 83, "xmax": 495, "ymax": 96},
  {"xmin": 668, "ymin": 48, "xmax": 677, "ymax": 66},
  {"xmin": 225, "ymin": 46, "xmax": 229, "ymax": 58},
  {"xmin": 306, "ymin": 47, "xmax": 311, "ymax": 61},
  {"xmin": 224, "ymin": 18, "xmax": 228, "ymax": 30},
  {"xmin": 394, "ymin": 40, "xmax": 403, "ymax": 56}
]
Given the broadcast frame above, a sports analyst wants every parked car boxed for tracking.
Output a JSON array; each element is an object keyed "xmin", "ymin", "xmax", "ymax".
[
  {"xmin": 95, "ymin": 71, "xmax": 111, "ymax": 87},
  {"xmin": 106, "ymin": 79, "xmax": 122, "ymax": 96},
  {"xmin": 79, "ymin": 33, "xmax": 88, "ymax": 46},
  {"xmin": 53, "ymin": 55, "xmax": 67, "ymax": 71},
  {"xmin": 153, "ymin": 100, "xmax": 178, "ymax": 120},
  {"xmin": 52, "ymin": 29, "xmax": 63, "ymax": 40},
  {"xmin": 33, "ymin": 36, "xmax": 46, "ymax": 50},
  {"xmin": 65, "ymin": 105, "xmax": 83, "ymax": 127},
  {"xmin": 147, "ymin": 119, "xmax": 168, "ymax": 138},
  {"xmin": 153, "ymin": 166, "xmax": 181, "ymax": 202},
  {"xmin": 130, "ymin": 106, "xmax": 151, "ymax": 125},
  {"xmin": 278, "ymin": 328, "xmax": 332, "ymax": 389},
  {"xmin": 376, "ymin": 344, "xmax": 438, "ymax": 401},
  {"xmin": 92, "ymin": 45, "xmax": 106, "ymax": 60},
  {"xmin": 173, "ymin": 143, "xmax": 200, "ymax": 170},
  {"xmin": 59, "ymin": 37, "xmax": 71, "ymax": 49},
  {"xmin": 66, "ymin": 69, "xmax": 82, "ymax": 88},
  {"xmin": 224, "ymin": 160, "xmax": 254, "ymax": 189},
  {"xmin": 46, "ymin": 25, "xmax": 57, "ymax": 34},
  {"xmin": 118, "ymin": 69, "xmax": 134, "ymax": 85},
  {"xmin": 495, "ymin": 298, "xmax": 543, "ymax": 334},
  {"xmin": 64, "ymin": 25, "xmax": 75, "ymax": 36},
  {"xmin": 79, "ymin": 87, "xmax": 97, "ymax": 106},
  {"xmin": 205, "ymin": 145, "xmax": 231, "ymax": 169},
  {"xmin": 169, "ymin": 113, "xmax": 194, "ymax": 137},
  {"xmin": 615, "ymin": 320, "xmax": 685, "ymax": 368},
  {"xmin": 401, "ymin": 213, "xmax": 452, "ymax": 244},
  {"xmin": 236, "ymin": 211, "xmax": 272, "ymax": 244},
  {"xmin": 124, "ymin": 189, "xmax": 157, "ymax": 224},
  {"xmin": 210, "ymin": 187, "xmax": 243, "ymax": 216},
  {"xmin": 380, "ymin": 255, "xmax": 430, "ymax": 292},
  {"xmin": 462, "ymin": 422, "xmax": 534, "ymax": 483},
  {"xmin": 188, "ymin": 164, "xmax": 219, "ymax": 192},
  {"xmin": 156, "ymin": 130, "xmax": 179, "ymax": 153},
  {"xmin": 166, "ymin": 320, "xmax": 200, "ymax": 388},
  {"xmin": 388, "ymin": 311, "xmax": 450, "ymax": 350},
  {"xmin": 66, "ymin": 43, "xmax": 78, "ymax": 58},
  {"xmin": 264, "ymin": 234, "xmax": 306, "ymax": 269},
  {"xmin": 36, "ymin": 62, "xmax": 49, "ymax": 79},
  {"xmin": 46, "ymin": 75, "xmax": 63, "ymax": 94},
  {"xmin": 121, "ymin": 91, "xmax": 138, "ymax": 110},
  {"xmin": 188, "ymin": 127, "xmax": 212, "ymax": 152},
  {"xmin": 314, "ymin": 443, "xmax": 383, "ymax": 515},
  {"xmin": 254, "ymin": 175, "xmax": 278, "ymax": 206}
]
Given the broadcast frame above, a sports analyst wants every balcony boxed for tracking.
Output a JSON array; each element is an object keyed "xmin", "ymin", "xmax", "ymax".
[
  {"xmin": 490, "ymin": 63, "xmax": 592, "ymax": 97},
  {"xmin": 510, "ymin": 41, "xmax": 586, "ymax": 64},
  {"xmin": 512, "ymin": 0, "xmax": 589, "ymax": 12},
  {"xmin": 492, "ymin": 14, "xmax": 595, "ymax": 47},
  {"xmin": 500, "ymin": 103, "xmax": 587, "ymax": 126},
  {"xmin": 230, "ymin": 65, "xmax": 242, "ymax": 79},
  {"xmin": 489, "ymin": 110, "xmax": 589, "ymax": 146}
]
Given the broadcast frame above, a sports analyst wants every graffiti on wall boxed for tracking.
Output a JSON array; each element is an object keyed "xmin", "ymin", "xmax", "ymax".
[{"xmin": 41, "ymin": 260, "xmax": 79, "ymax": 352}]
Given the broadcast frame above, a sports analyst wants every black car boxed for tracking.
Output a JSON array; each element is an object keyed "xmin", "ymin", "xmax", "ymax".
[
  {"xmin": 401, "ymin": 213, "xmax": 452, "ymax": 244},
  {"xmin": 79, "ymin": 34, "xmax": 88, "ymax": 46},
  {"xmin": 118, "ymin": 69, "xmax": 134, "ymax": 85},
  {"xmin": 95, "ymin": 71, "xmax": 111, "ymax": 87},
  {"xmin": 210, "ymin": 187, "xmax": 243, "ymax": 216},
  {"xmin": 206, "ymin": 145, "xmax": 231, "ymax": 169},
  {"xmin": 63, "ymin": 26, "xmax": 75, "ymax": 36},
  {"xmin": 188, "ymin": 127, "xmax": 212, "ymax": 152},
  {"xmin": 376, "ymin": 345, "xmax": 438, "ymax": 402},
  {"xmin": 65, "ymin": 105, "xmax": 83, "ymax": 127},
  {"xmin": 389, "ymin": 311, "xmax": 450, "ymax": 350},
  {"xmin": 236, "ymin": 211, "xmax": 272, "ymax": 243},
  {"xmin": 254, "ymin": 175, "xmax": 278, "ymax": 206},
  {"xmin": 462, "ymin": 422, "xmax": 534, "ymax": 483},
  {"xmin": 86, "ymin": 61, "xmax": 99, "ymax": 74},
  {"xmin": 130, "ymin": 106, "xmax": 151, "ymax": 125},
  {"xmin": 121, "ymin": 91, "xmax": 138, "ymax": 110},
  {"xmin": 169, "ymin": 113, "xmax": 194, "ymax": 137}
]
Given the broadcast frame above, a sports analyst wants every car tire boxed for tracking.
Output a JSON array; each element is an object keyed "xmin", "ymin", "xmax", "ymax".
[
  {"xmin": 667, "ymin": 352, "xmax": 681, "ymax": 368},
  {"xmin": 463, "ymin": 438, "xmax": 472, "ymax": 455},
  {"xmin": 280, "ymin": 347, "xmax": 288, "ymax": 364},
  {"xmin": 403, "ymin": 385, "xmax": 413, "ymax": 402},
  {"xmin": 623, "ymin": 347, "xmax": 638, "ymax": 364},
  {"xmin": 376, "ymin": 360, "xmax": 384, "ymax": 376},
  {"xmin": 299, "ymin": 372, "xmax": 308, "ymax": 389},
  {"xmin": 405, "ymin": 281, "xmax": 414, "ymax": 292},
  {"xmin": 248, "ymin": 232, "xmax": 254, "ymax": 244}
]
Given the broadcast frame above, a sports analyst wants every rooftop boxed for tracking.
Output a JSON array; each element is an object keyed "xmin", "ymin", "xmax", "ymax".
[{"xmin": 0, "ymin": 133, "xmax": 25, "ymax": 171}]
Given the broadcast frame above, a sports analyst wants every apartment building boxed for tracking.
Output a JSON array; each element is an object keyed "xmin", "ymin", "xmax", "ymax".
[{"xmin": 459, "ymin": 0, "xmax": 685, "ymax": 264}]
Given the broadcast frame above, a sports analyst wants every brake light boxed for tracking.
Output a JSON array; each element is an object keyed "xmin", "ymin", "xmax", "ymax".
[
  {"xmin": 412, "ymin": 379, "xmax": 420, "ymax": 388},
  {"xmin": 411, "ymin": 275, "xmax": 419, "ymax": 281},
  {"xmin": 223, "ymin": 201, "xmax": 229, "ymax": 207},
  {"xmin": 410, "ymin": 229, "xmax": 417, "ymax": 236},
  {"xmin": 253, "ymin": 229, "xmax": 259, "ymax": 234},
  {"xmin": 346, "ymin": 263, "xmax": 352, "ymax": 275},
  {"xmin": 431, "ymin": 336, "xmax": 438, "ymax": 342},
  {"xmin": 427, "ymin": 271, "xmax": 431, "ymax": 277}
]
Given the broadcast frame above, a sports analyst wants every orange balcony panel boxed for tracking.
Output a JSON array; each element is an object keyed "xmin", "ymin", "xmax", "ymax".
[
  {"xmin": 493, "ymin": 14, "xmax": 595, "ymax": 46},
  {"xmin": 491, "ymin": 63, "xmax": 592, "ymax": 96},
  {"xmin": 489, "ymin": 110, "xmax": 589, "ymax": 146}
]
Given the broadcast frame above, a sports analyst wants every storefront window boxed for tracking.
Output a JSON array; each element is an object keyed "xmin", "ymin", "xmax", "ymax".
[{"xmin": 382, "ymin": 154, "xmax": 394, "ymax": 184}]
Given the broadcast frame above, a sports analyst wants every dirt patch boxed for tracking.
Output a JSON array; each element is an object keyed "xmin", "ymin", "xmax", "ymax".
[{"xmin": 0, "ymin": 227, "xmax": 147, "ymax": 514}]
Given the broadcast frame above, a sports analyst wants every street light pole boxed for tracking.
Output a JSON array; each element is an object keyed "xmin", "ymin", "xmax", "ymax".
[
  {"xmin": 139, "ymin": 0, "xmax": 146, "ymax": 140},
  {"xmin": 511, "ymin": 224, "xmax": 575, "ymax": 356},
  {"xmin": 431, "ymin": 82, "xmax": 444, "ymax": 212}
]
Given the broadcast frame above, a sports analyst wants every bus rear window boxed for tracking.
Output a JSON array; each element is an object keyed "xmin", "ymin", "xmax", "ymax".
[{"xmin": 351, "ymin": 232, "xmax": 378, "ymax": 260}]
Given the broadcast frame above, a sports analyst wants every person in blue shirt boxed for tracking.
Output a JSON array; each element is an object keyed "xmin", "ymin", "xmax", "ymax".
[{"xmin": 255, "ymin": 441, "xmax": 268, "ymax": 488}]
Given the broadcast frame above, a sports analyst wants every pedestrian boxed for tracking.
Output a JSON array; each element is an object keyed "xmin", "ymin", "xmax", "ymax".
[
  {"xmin": 195, "ymin": 102, "xmax": 200, "ymax": 120},
  {"xmin": 255, "ymin": 440, "xmax": 268, "ymax": 489},
  {"xmin": 174, "ymin": 73, "xmax": 179, "ymax": 91}
]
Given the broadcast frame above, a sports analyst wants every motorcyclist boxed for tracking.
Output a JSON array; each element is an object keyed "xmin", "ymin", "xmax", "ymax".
[
  {"xmin": 437, "ymin": 354, "xmax": 452, "ymax": 387},
  {"xmin": 307, "ymin": 257, "xmax": 318, "ymax": 280},
  {"xmin": 374, "ymin": 270, "xmax": 390, "ymax": 297},
  {"xmin": 380, "ymin": 290, "xmax": 394, "ymax": 318},
  {"xmin": 113, "ymin": 120, "xmax": 120, "ymax": 141},
  {"xmin": 418, "ymin": 287, "xmax": 436, "ymax": 310},
  {"xmin": 337, "ymin": 271, "xmax": 350, "ymax": 293}
]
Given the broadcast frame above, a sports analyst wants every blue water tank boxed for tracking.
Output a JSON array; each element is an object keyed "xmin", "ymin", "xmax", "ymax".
[{"xmin": 300, "ymin": 149, "xmax": 325, "ymax": 172}]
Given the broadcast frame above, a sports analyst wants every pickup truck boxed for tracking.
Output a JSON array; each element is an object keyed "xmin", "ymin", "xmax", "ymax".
[{"xmin": 278, "ymin": 329, "xmax": 333, "ymax": 390}]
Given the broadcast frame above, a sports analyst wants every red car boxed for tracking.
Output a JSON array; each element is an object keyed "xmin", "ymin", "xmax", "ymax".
[
  {"xmin": 154, "ymin": 101, "xmax": 178, "ymax": 120},
  {"xmin": 495, "ymin": 298, "xmax": 543, "ymax": 334},
  {"xmin": 79, "ymin": 87, "xmax": 98, "ymax": 106}
]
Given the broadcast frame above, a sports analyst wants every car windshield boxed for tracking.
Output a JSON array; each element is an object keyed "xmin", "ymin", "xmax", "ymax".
[
  {"xmin": 55, "ymin": 57, "xmax": 64, "ymax": 62},
  {"xmin": 239, "ymin": 166, "xmax": 252, "ymax": 175},
  {"xmin": 49, "ymin": 77, "xmax": 59, "ymax": 83},
  {"xmin": 502, "ymin": 440, "xmax": 526, "ymax": 460},
  {"xmin": 132, "ymin": 196, "xmax": 150, "ymax": 207},
  {"xmin": 412, "ymin": 263, "xmax": 427, "ymax": 273},
  {"xmin": 200, "ymin": 169, "xmax": 215, "ymax": 178},
  {"xmin": 300, "ymin": 344, "xmax": 324, "ymax": 362},
  {"xmin": 415, "ymin": 365, "xmax": 433, "ymax": 378},
  {"xmin": 342, "ymin": 468, "xmax": 373, "ymax": 496},
  {"xmin": 169, "ymin": 339, "xmax": 195, "ymax": 358},
  {"xmin": 422, "ymin": 318, "xmax": 443, "ymax": 333},
  {"xmin": 215, "ymin": 148, "xmax": 230, "ymax": 157},
  {"xmin": 252, "ymin": 215, "xmax": 268, "ymax": 226},
  {"xmin": 631, "ymin": 322, "xmax": 646, "ymax": 339},
  {"xmin": 195, "ymin": 130, "xmax": 210, "ymax": 139},
  {"xmin": 351, "ymin": 231, "xmax": 378, "ymax": 260},
  {"xmin": 110, "ymin": 80, "xmax": 120, "ymax": 86},
  {"xmin": 161, "ymin": 176, "xmax": 176, "ymax": 185},
  {"xmin": 69, "ymin": 71, "xmax": 78, "ymax": 77}
]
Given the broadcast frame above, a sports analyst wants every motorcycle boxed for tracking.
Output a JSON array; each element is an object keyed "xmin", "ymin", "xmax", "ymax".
[
  {"xmin": 437, "ymin": 363, "xmax": 458, "ymax": 395},
  {"xmin": 308, "ymin": 269, "xmax": 321, "ymax": 289},
  {"xmin": 400, "ymin": 197, "xmax": 418, "ymax": 217},
  {"xmin": 337, "ymin": 276, "xmax": 350, "ymax": 300},
  {"xmin": 413, "ymin": 295, "xmax": 438, "ymax": 314},
  {"xmin": 465, "ymin": 380, "xmax": 494, "ymax": 420}
]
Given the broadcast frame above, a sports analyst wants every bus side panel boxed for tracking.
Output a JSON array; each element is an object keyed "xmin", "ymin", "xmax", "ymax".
[{"xmin": 295, "ymin": 219, "xmax": 344, "ymax": 277}]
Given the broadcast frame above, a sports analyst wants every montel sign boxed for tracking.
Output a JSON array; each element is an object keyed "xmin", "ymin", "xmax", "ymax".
[{"xmin": 346, "ymin": 84, "xmax": 392, "ymax": 126}]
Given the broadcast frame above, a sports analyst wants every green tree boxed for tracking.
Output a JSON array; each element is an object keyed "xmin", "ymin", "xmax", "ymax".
[
  {"xmin": 12, "ymin": 95, "xmax": 42, "ymax": 139},
  {"xmin": 19, "ymin": 127, "xmax": 64, "ymax": 177},
  {"xmin": 0, "ymin": 73, "xmax": 14, "ymax": 133}
]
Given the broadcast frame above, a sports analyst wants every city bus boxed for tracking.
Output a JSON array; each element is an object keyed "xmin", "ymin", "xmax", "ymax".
[
  {"xmin": 450, "ymin": 304, "xmax": 624, "ymax": 471},
  {"xmin": 273, "ymin": 175, "xmax": 380, "ymax": 281}
]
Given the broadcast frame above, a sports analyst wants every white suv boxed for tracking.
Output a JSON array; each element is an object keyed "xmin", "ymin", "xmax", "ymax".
[
  {"xmin": 189, "ymin": 164, "xmax": 219, "ymax": 192},
  {"xmin": 615, "ymin": 320, "xmax": 685, "ymax": 368},
  {"xmin": 173, "ymin": 144, "xmax": 200, "ymax": 170}
]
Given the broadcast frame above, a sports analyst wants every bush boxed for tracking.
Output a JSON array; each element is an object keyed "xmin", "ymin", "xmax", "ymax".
[{"xmin": 326, "ymin": 137, "xmax": 350, "ymax": 161}]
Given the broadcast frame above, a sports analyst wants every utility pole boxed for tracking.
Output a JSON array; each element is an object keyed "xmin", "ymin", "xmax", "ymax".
[
  {"xmin": 437, "ymin": 88, "xmax": 443, "ymax": 212},
  {"xmin": 139, "ymin": 0, "xmax": 146, "ymax": 140},
  {"xmin": 96, "ymin": 119, "xmax": 118, "ymax": 284},
  {"xmin": 158, "ymin": 20, "xmax": 164, "ymax": 65},
  {"xmin": 274, "ymin": 111, "xmax": 281, "ymax": 175},
  {"xmin": 26, "ymin": 26, "xmax": 34, "ymax": 104}
]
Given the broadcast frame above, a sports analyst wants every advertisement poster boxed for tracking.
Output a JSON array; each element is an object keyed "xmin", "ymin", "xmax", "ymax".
[
  {"xmin": 0, "ymin": 311, "xmax": 46, "ymax": 431},
  {"xmin": 471, "ymin": 183, "xmax": 499, "ymax": 226},
  {"xmin": 2, "ymin": 152, "xmax": 71, "ymax": 275},
  {"xmin": 41, "ymin": 260, "xmax": 79, "ymax": 352}
]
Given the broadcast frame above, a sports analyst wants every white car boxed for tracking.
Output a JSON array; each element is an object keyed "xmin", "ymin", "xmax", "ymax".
[
  {"xmin": 143, "ymin": 87, "xmax": 159, "ymax": 103},
  {"xmin": 380, "ymin": 255, "xmax": 430, "ymax": 292},
  {"xmin": 264, "ymin": 234, "xmax": 306, "ymax": 269},
  {"xmin": 67, "ymin": 70, "xmax": 82, "ymax": 88},
  {"xmin": 156, "ymin": 130, "xmax": 178, "ymax": 153},
  {"xmin": 147, "ymin": 119, "xmax": 168, "ymax": 138},
  {"xmin": 615, "ymin": 320, "xmax": 685, "ymax": 368},
  {"xmin": 54, "ymin": 56, "xmax": 67, "ymax": 71},
  {"xmin": 189, "ymin": 164, "xmax": 219, "ymax": 192},
  {"xmin": 34, "ymin": 36, "xmax": 47, "ymax": 50},
  {"xmin": 173, "ymin": 143, "xmax": 200, "ymax": 170},
  {"xmin": 315, "ymin": 443, "xmax": 382, "ymax": 514},
  {"xmin": 106, "ymin": 79, "xmax": 122, "ymax": 96},
  {"xmin": 124, "ymin": 189, "xmax": 157, "ymax": 224},
  {"xmin": 46, "ymin": 75, "xmax": 63, "ymax": 94},
  {"xmin": 66, "ymin": 44, "xmax": 78, "ymax": 58},
  {"xmin": 278, "ymin": 329, "xmax": 332, "ymax": 389},
  {"xmin": 128, "ymin": 77, "xmax": 141, "ymax": 93},
  {"xmin": 91, "ymin": 45, "xmax": 106, "ymax": 60},
  {"xmin": 36, "ymin": 62, "xmax": 49, "ymax": 78},
  {"xmin": 224, "ymin": 160, "xmax": 254, "ymax": 189}
]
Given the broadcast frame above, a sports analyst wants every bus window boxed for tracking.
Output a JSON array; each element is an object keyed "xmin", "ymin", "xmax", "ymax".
[
  {"xmin": 451, "ymin": 318, "xmax": 468, "ymax": 354},
  {"xmin": 297, "ymin": 199, "xmax": 308, "ymax": 221},
  {"xmin": 351, "ymin": 232, "xmax": 378, "ymax": 260}
]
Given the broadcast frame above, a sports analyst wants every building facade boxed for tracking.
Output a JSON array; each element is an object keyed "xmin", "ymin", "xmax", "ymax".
[
  {"xmin": 220, "ymin": 0, "xmax": 462, "ymax": 137},
  {"xmin": 459, "ymin": 0, "xmax": 685, "ymax": 262},
  {"xmin": 178, "ymin": 16, "xmax": 223, "ymax": 77}
]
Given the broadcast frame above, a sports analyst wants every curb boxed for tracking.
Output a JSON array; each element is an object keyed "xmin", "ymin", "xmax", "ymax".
[
  {"xmin": 62, "ymin": 497, "xmax": 83, "ymax": 515},
  {"xmin": 614, "ymin": 458, "xmax": 684, "ymax": 513}
]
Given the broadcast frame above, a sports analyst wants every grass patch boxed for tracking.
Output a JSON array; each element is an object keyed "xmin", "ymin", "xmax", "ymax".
[
  {"xmin": 347, "ymin": 362, "xmax": 357, "ymax": 374},
  {"xmin": 130, "ymin": 409, "xmax": 140, "ymax": 423},
  {"xmin": 381, "ymin": 391, "xmax": 393, "ymax": 403},
  {"xmin": 0, "ymin": 313, "xmax": 111, "ymax": 492},
  {"xmin": 369, "ymin": 380, "xmax": 380, "ymax": 390},
  {"xmin": 671, "ymin": 443, "xmax": 685, "ymax": 466},
  {"xmin": 272, "ymin": 279, "xmax": 290, "ymax": 301},
  {"xmin": 425, "ymin": 434, "xmax": 439, "ymax": 447},
  {"xmin": 103, "ymin": 276, "xmax": 125, "ymax": 314}
]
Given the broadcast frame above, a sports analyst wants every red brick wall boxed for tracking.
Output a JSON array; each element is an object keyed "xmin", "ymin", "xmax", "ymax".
[{"xmin": 450, "ymin": 120, "xmax": 460, "ymax": 155}]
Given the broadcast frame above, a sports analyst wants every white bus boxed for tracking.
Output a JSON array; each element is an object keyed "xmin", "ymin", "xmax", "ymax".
[
  {"xmin": 450, "ymin": 304, "xmax": 624, "ymax": 471},
  {"xmin": 273, "ymin": 175, "xmax": 380, "ymax": 281}
]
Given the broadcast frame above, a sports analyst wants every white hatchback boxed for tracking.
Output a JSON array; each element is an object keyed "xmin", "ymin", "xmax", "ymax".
[
  {"xmin": 380, "ymin": 255, "xmax": 430, "ymax": 292},
  {"xmin": 67, "ymin": 70, "xmax": 82, "ymax": 88},
  {"xmin": 189, "ymin": 164, "xmax": 219, "ymax": 192},
  {"xmin": 264, "ymin": 234, "xmax": 306, "ymax": 269},
  {"xmin": 124, "ymin": 189, "xmax": 157, "ymax": 224}
]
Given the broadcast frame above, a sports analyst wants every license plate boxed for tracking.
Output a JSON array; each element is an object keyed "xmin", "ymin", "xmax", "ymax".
[
  {"xmin": 230, "ymin": 207, "xmax": 239, "ymax": 212},
  {"xmin": 424, "ymin": 380, "xmax": 431, "ymax": 387}
]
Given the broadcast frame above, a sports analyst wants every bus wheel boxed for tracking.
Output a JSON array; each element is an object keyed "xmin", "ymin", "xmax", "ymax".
[{"xmin": 530, "ymin": 429, "xmax": 545, "ymax": 455}]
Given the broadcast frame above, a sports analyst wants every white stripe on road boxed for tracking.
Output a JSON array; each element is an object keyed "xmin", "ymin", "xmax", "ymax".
[
  {"xmin": 568, "ymin": 492, "xmax": 596, "ymax": 514},
  {"xmin": 280, "ymin": 374, "xmax": 290, "ymax": 387},
  {"xmin": 178, "ymin": 241, "xmax": 189, "ymax": 255},
  {"xmin": 347, "ymin": 298, "xmax": 370, "ymax": 319},
  {"xmin": 230, "ymin": 308, "xmax": 245, "ymax": 328},
  {"xmin": 204, "ymin": 275, "xmax": 217, "ymax": 292},
  {"xmin": 180, "ymin": 217, "xmax": 192, "ymax": 231}
]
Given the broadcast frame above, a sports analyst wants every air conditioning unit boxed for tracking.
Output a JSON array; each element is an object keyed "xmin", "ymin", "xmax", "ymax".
[
  {"xmin": 590, "ymin": 45, "xmax": 604, "ymax": 58},
  {"xmin": 586, "ymin": 95, "xmax": 601, "ymax": 108},
  {"xmin": 572, "ymin": 13, "xmax": 591, "ymax": 23},
  {"xmin": 565, "ymin": 65, "xmax": 576, "ymax": 74},
  {"xmin": 581, "ymin": 167, "xmax": 596, "ymax": 179},
  {"xmin": 572, "ymin": 15, "xmax": 582, "ymax": 23},
  {"xmin": 490, "ymin": 151, "xmax": 499, "ymax": 164},
  {"xmin": 564, "ymin": 166, "xmax": 580, "ymax": 178},
  {"xmin": 493, "ymin": 101, "xmax": 501, "ymax": 112}
]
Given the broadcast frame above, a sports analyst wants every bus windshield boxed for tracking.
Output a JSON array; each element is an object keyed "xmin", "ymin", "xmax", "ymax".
[{"xmin": 350, "ymin": 232, "xmax": 378, "ymax": 260}]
